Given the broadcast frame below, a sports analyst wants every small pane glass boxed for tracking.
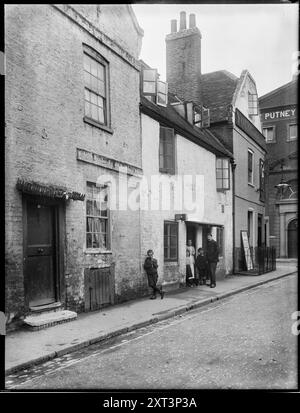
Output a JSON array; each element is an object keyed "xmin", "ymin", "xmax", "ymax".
[
  {"xmin": 86, "ymin": 233, "xmax": 92, "ymax": 249},
  {"xmin": 91, "ymin": 59, "xmax": 98, "ymax": 77},
  {"xmin": 85, "ymin": 101, "xmax": 91, "ymax": 118},
  {"xmin": 86, "ymin": 217, "xmax": 93, "ymax": 232},
  {"xmin": 84, "ymin": 54, "xmax": 90, "ymax": 72},
  {"xmin": 170, "ymin": 247, "xmax": 177, "ymax": 258},
  {"xmin": 143, "ymin": 69, "xmax": 157, "ymax": 81},
  {"xmin": 97, "ymin": 64, "xmax": 105, "ymax": 80},
  {"xmin": 143, "ymin": 81, "xmax": 156, "ymax": 94},
  {"xmin": 91, "ymin": 76, "xmax": 98, "ymax": 92},
  {"xmin": 92, "ymin": 233, "xmax": 100, "ymax": 248},
  {"xmin": 223, "ymin": 169, "xmax": 229, "ymax": 179},
  {"xmin": 86, "ymin": 199, "xmax": 93, "ymax": 215},
  {"xmin": 91, "ymin": 104, "xmax": 98, "ymax": 121},
  {"xmin": 216, "ymin": 170, "xmax": 222, "ymax": 179},
  {"xmin": 84, "ymin": 71, "xmax": 91, "ymax": 89},
  {"xmin": 216, "ymin": 158, "xmax": 222, "ymax": 168},
  {"xmin": 170, "ymin": 224, "xmax": 177, "ymax": 236},
  {"xmin": 98, "ymin": 108, "xmax": 104, "ymax": 124},
  {"xmin": 90, "ymin": 92, "xmax": 97, "ymax": 105}
]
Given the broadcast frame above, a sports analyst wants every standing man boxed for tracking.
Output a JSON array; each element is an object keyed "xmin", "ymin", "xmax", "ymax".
[
  {"xmin": 206, "ymin": 233, "xmax": 219, "ymax": 288},
  {"xmin": 144, "ymin": 250, "xmax": 165, "ymax": 299}
]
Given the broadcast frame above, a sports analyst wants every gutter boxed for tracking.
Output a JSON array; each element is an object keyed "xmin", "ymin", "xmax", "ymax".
[{"xmin": 231, "ymin": 159, "xmax": 237, "ymax": 274}]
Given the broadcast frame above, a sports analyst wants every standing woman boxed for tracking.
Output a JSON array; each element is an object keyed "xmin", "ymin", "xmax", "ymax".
[{"xmin": 186, "ymin": 239, "xmax": 196, "ymax": 279}]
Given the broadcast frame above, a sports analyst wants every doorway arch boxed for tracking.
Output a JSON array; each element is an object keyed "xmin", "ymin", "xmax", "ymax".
[{"xmin": 287, "ymin": 219, "xmax": 298, "ymax": 258}]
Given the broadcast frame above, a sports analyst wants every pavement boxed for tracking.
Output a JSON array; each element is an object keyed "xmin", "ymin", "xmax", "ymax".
[{"xmin": 5, "ymin": 261, "xmax": 297, "ymax": 375}]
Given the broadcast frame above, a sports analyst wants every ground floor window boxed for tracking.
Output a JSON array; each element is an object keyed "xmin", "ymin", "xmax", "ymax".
[
  {"xmin": 86, "ymin": 182, "xmax": 109, "ymax": 249},
  {"xmin": 164, "ymin": 221, "xmax": 178, "ymax": 261}
]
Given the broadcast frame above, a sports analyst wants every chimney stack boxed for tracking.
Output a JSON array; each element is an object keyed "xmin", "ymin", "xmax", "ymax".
[
  {"xmin": 165, "ymin": 11, "xmax": 202, "ymax": 104},
  {"xmin": 171, "ymin": 19, "xmax": 177, "ymax": 33},
  {"xmin": 189, "ymin": 13, "xmax": 196, "ymax": 29},
  {"xmin": 179, "ymin": 11, "xmax": 186, "ymax": 30}
]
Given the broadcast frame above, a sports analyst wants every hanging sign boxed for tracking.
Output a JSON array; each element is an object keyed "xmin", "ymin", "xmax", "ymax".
[{"xmin": 241, "ymin": 230, "xmax": 253, "ymax": 270}]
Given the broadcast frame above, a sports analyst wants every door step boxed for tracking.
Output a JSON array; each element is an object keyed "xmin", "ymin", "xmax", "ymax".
[{"xmin": 24, "ymin": 308, "xmax": 77, "ymax": 331}]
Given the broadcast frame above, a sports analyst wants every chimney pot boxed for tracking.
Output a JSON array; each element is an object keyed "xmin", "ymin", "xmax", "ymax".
[
  {"xmin": 171, "ymin": 19, "xmax": 177, "ymax": 33},
  {"xmin": 179, "ymin": 11, "xmax": 186, "ymax": 30},
  {"xmin": 189, "ymin": 13, "xmax": 196, "ymax": 28}
]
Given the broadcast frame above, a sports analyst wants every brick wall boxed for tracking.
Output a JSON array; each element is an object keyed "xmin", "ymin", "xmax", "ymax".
[
  {"xmin": 166, "ymin": 28, "xmax": 202, "ymax": 103},
  {"xmin": 5, "ymin": 5, "xmax": 143, "ymax": 320}
]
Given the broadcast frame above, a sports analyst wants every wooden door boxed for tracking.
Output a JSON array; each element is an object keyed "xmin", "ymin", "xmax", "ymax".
[
  {"xmin": 288, "ymin": 219, "xmax": 298, "ymax": 258},
  {"xmin": 25, "ymin": 201, "xmax": 57, "ymax": 307}
]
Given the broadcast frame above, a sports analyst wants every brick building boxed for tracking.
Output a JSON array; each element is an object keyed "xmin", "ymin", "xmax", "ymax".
[
  {"xmin": 165, "ymin": 12, "xmax": 268, "ymax": 271},
  {"xmin": 259, "ymin": 79, "xmax": 298, "ymax": 258},
  {"xmin": 5, "ymin": 5, "xmax": 145, "ymax": 328}
]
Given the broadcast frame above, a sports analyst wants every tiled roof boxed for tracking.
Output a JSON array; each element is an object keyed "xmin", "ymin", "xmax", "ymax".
[
  {"xmin": 200, "ymin": 70, "xmax": 239, "ymax": 123},
  {"xmin": 140, "ymin": 95, "xmax": 233, "ymax": 159}
]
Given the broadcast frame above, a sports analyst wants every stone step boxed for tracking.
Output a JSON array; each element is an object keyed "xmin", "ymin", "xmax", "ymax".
[{"xmin": 24, "ymin": 310, "xmax": 77, "ymax": 331}]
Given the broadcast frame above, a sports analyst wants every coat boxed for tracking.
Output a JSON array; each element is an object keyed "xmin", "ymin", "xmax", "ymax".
[
  {"xmin": 206, "ymin": 240, "xmax": 219, "ymax": 263},
  {"xmin": 195, "ymin": 254, "xmax": 208, "ymax": 270},
  {"xmin": 144, "ymin": 257, "xmax": 158, "ymax": 288}
]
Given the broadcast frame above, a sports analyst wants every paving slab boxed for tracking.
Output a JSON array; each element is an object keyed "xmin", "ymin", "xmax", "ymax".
[{"xmin": 5, "ymin": 263, "xmax": 297, "ymax": 374}]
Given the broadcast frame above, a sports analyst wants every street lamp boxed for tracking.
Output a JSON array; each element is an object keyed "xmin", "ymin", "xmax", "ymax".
[{"xmin": 274, "ymin": 163, "xmax": 291, "ymax": 199}]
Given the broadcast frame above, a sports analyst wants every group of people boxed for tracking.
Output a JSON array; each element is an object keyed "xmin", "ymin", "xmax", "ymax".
[
  {"xmin": 143, "ymin": 233, "xmax": 219, "ymax": 300},
  {"xmin": 186, "ymin": 234, "xmax": 219, "ymax": 288}
]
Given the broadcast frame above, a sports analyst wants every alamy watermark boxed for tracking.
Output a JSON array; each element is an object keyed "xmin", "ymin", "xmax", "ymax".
[{"xmin": 94, "ymin": 166, "xmax": 205, "ymax": 215}]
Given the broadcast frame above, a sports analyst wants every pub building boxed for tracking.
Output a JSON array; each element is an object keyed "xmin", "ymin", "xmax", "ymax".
[{"xmin": 259, "ymin": 77, "xmax": 298, "ymax": 259}]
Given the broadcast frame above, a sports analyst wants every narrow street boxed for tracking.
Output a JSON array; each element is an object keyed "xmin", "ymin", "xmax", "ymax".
[{"xmin": 6, "ymin": 274, "xmax": 297, "ymax": 390}]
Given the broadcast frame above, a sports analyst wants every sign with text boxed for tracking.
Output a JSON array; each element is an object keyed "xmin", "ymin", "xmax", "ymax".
[
  {"xmin": 261, "ymin": 106, "xmax": 297, "ymax": 122},
  {"xmin": 241, "ymin": 230, "xmax": 253, "ymax": 271}
]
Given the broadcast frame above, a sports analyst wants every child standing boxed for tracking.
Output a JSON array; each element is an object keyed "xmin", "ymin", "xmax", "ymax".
[
  {"xmin": 195, "ymin": 248, "xmax": 208, "ymax": 285},
  {"xmin": 144, "ymin": 250, "xmax": 165, "ymax": 299}
]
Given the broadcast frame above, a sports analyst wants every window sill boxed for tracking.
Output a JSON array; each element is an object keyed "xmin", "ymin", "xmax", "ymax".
[
  {"xmin": 164, "ymin": 261, "xmax": 179, "ymax": 265},
  {"xmin": 84, "ymin": 249, "xmax": 112, "ymax": 255},
  {"xmin": 248, "ymin": 182, "xmax": 255, "ymax": 188},
  {"xmin": 217, "ymin": 188, "xmax": 229, "ymax": 192},
  {"xmin": 83, "ymin": 116, "xmax": 114, "ymax": 134}
]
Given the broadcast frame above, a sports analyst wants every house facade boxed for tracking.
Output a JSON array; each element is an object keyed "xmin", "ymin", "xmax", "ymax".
[
  {"xmin": 5, "ymin": 5, "xmax": 145, "ymax": 327},
  {"xmin": 259, "ymin": 79, "xmax": 298, "ymax": 258},
  {"xmin": 165, "ymin": 12, "xmax": 268, "ymax": 272}
]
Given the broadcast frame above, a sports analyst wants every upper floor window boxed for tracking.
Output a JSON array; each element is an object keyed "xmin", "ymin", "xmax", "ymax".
[
  {"xmin": 142, "ymin": 68, "xmax": 168, "ymax": 107},
  {"xmin": 83, "ymin": 47, "xmax": 110, "ymax": 128},
  {"xmin": 248, "ymin": 92, "xmax": 258, "ymax": 116},
  {"xmin": 86, "ymin": 182, "xmax": 110, "ymax": 250},
  {"xmin": 287, "ymin": 123, "xmax": 297, "ymax": 141},
  {"xmin": 259, "ymin": 159, "xmax": 265, "ymax": 202},
  {"xmin": 248, "ymin": 149, "xmax": 254, "ymax": 185},
  {"xmin": 216, "ymin": 158, "xmax": 230, "ymax": 190},
  {"xmin": 263, "ymin": 126, "xmax": 276, "ymax": 143},
  {"xmin": 193, "ymin": 105, "xmax": 210, "ymax": 128},
  {"xmin": 159, "ymin": 126, "xmax": 175, "ymax": 174}
]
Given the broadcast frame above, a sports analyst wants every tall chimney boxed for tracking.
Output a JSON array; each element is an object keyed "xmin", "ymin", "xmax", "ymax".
[
  {"xmin": 165, "ymin": 12, "xmax": 202, "ymax": 104},
  {"xmin": 171, "ymin": 19, "xmax": 177, "ymax": 33},
  {"xmin": 179, "ymin": 11, "xmax": 186, "ymax": 30},
  {"xmin": 189, "ymin": 13, "xmax": 196, "ymax": 29}
]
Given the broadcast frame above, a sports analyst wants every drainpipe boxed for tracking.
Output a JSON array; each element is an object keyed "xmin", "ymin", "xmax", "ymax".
[{"xmin": 231, "ymin": 159, "xmax": 237, "ymax": 274}]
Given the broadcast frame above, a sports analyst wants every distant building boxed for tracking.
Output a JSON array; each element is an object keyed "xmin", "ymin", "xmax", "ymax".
[
  {"xmin": 5, "ymin": 5, "xmax": 144, "ymax": 328},
  {"xmin": 165, "ymin": 11, "xmax": 268, "ymax": 272},
  {"xmin": 259, "ymin": 79, "xmax": 298, "ymax": 258}
]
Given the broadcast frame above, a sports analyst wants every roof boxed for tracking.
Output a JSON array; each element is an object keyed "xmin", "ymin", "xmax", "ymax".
[
  {"xmin": 140, "ymin": 95, "xmax": 233, "ymax": 159},
  {"xmin": 259, "ymin": 79, "xmax": 298, "ymax": 108},
  {"xmin": 200, "ymin": 70, "xmax": 239, "ymax": 123}
]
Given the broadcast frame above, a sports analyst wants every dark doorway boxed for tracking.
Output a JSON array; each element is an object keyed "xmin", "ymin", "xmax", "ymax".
[
  {"xmin": 288, "ymin": 219, "xmax": 298, "ymax": 258},
  {"xmin": 25, "ymin": 199, "xmax": 58, "ymax": 307},
  {"xmin": 186, "ymin": 224, "xmax": 196, "ymax": 249},
  {"xmin": 257, "ymin": 214, "xmax": 263, "ymax": 247},
  {"xmin": 202, "ymin": 225, "xmax": 211, "ymax": 252}
]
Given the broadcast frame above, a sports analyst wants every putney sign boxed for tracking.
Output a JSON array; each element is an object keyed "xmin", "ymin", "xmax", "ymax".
[{"xmin": 262, "ymin": 106, "xmax": 297, "ymax": 121}]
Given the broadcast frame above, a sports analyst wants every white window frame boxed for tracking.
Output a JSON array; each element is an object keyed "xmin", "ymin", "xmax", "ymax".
[
  {"xmin": 263, "ymin": 126, "xmax": 276, "ymax": 143},
  {"xmin": 248, "ymin": 92, "xmax": 258, "ymax": 116},
  {"xmin": 287, "ymin": 123, "xmax": 297, "ymax": 141},
  {"xmin": 248, "ymin": 149, "xmax": 254, "ymax": 186}
]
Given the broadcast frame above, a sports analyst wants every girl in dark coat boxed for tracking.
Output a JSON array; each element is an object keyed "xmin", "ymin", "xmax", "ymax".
[{"xmin": 144, "ymin": 250, "xmax": 165, "ymax": 299}]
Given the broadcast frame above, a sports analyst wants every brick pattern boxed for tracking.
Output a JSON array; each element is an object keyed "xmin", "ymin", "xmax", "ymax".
[{"xmin": 166, "ymin": 30, "xmax": 202, "ymax": 104}]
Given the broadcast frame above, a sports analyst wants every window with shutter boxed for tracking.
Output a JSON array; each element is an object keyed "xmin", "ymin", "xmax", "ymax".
[
  {"xmin": 157, "ymin": 80, "xmax": 168, "ymax": 107},
  {"xmin": 159, "ymin": 126, "xmax": 175, "ymax": 174},
  {"xmin": 143, "ymin": 69, "xmax": 157, "ymax": 96},
  {"xmin": 202, "ymin": 107, "xmax": 210, "ymax": 127}
]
